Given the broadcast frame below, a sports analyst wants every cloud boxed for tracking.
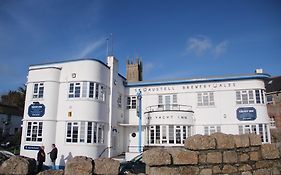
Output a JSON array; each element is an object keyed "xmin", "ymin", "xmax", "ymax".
[
  {"xmin": 186, "ymin": 35, "xmax": 229, "ymax": 58},
  {"xmin": 214, "ymin": 41, "xmax": 228, "ymax": 57},
  {"xmin": 75, "ymin": 37, "xmax": 106, "ymax": 58},
  {"xmin": 187, "ymin": 35, "xmax": 212, "ymax": 56}
]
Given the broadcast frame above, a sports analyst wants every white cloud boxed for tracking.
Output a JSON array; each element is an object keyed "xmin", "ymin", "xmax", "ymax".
[
  {"xmin": 75, "ymin": 37, "xmax": 106, "ymax": 58},
  {"xmin": 214, "ymin": 41, "xmax": 228, "ymax": 57},
  {"xmin": 187, "ymin": 35, "xmax": 212, "ymax": 56},
  {"xmin": 186, "ymin": 35, "xmax": 229, "ymax": 58}
]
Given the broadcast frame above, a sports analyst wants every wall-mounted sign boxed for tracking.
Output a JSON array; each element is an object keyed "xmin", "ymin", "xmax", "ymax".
[
  {"xmin": 236, "ymin": 107, "xmax": 257, "ymax": 121},
  {"xmin": 28, "ymin": 102, "xmax": 45, "ymax": 117},
  {"xmin": 24, "ymin": 145, "xmax": 40, "ymax": 150}
]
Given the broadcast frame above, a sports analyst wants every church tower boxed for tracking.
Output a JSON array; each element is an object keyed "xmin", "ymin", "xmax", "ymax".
[{"xmin": 126, "ymin": 58, "xmax": 143, "ymax": 82}]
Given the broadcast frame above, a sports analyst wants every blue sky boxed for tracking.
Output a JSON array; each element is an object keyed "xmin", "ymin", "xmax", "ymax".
[{"xmin": 0, "ymin": 0, "xmax": 280, "ymax": 94}]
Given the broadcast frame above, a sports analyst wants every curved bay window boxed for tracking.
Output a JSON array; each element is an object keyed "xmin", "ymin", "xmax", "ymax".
[{"xmin": 148, "ymin": 125, "xmax": 192, "ymax": 145}]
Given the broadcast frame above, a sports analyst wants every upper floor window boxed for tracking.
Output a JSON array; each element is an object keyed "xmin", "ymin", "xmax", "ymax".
[
  {"xmin": 158, "ymin": 94, "xmax": 178, "ymax": 110},
  {"xmin": 26, "ymin": 121, "xmax": 43, "ymax": 142},
  {"xmin": 126, "ymin": 96, "xmax": 136, "ymax": 109},
  {"xmin": 33, "ymin": 83, "xmax": 44, "ymax": 98},
  {"xmin": 197, "ymin": 92, "xmax": 215, "ymax": 106},
  {"xmin": 236, "ymin": 89, "xmax": 265, "ymax": 105}
]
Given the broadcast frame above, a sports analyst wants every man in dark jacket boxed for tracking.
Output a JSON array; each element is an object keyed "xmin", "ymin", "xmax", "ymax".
[
  {"xmin": 48, "ymin": 144, "xmax": 58, "ymax": 170},
  {"xmin": 37, "ymin": 146, "xmax": 45, "ymax": 172}
]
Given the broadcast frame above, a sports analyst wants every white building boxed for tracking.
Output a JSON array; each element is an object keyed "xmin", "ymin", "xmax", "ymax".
[{"xmin": 20, "ymin": 56, "xmax": 271, "ymax": 167}]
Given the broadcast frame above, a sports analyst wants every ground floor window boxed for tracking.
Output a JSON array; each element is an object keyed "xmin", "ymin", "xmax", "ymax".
[
  {"xmin": 204, "ymin": 125, "xmax": 221, "ymax": 135},
  {"xmin": 66, "ymin": 121, "xmax": 105, "ymax": 144},
  {"xmin": 148, "ymin": 125, "xmax": 191, "ymax": 145},
  {"xmin": 26, "ymin": 121, "xmax": 43, "ymax": 142},
  {"xmin": 238, "ymin": 123, "xmax": 269, "ymax": 143}
]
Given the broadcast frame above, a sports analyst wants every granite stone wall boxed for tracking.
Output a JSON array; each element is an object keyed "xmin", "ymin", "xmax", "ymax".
[{"xmin": 142, "ymin": 133, "xmax": 281, "ymax": 175}]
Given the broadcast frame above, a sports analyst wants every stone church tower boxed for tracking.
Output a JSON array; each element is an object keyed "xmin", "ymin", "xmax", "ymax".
[{"xmin": 126, "ymin": 58, "xmax": 143, "ymax": 82}]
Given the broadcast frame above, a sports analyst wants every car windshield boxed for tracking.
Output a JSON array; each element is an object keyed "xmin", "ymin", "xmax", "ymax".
[{"xmin": 130, "ymin": 154, "xmax": 142, "ymax": 162}]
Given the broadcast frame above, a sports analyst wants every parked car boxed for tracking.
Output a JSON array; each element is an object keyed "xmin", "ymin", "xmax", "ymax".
[{"xmin": 119, "ymin": 154, "xmax": 145, "ymax": 174}]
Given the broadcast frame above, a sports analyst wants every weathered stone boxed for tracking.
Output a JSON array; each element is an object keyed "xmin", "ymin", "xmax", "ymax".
[
  {"xmin": 212, "ymin": 165, "xmax": 221, "ymax": 174},
  {"xmin": 211, "ymin": 132, "xmax": 235, "ymax": 149},
  {"xmin": 146, "ymin": 166, "xmax": 180, "ymax": 175},
  {"xmin": 223, "ymin": 151, "xmax": 238, "ymax": 163},
  {"xmin": 240, "ymin": 153, "xmax": 250, "ymax": 162},
  {"xmin": 250, "ymin": 151, "xmax": 260, "ymax": 161},
  {"xmin": 271, "ymin": 128, "xmax": 281, "ymax": 143},
  {"xmin": 168, "ymin": 148, "xmax": 198, "ymax": 165},
  {"xmin": 0, "ymin": 156, "xmax": 36, "ymax": 175},
  {"xmin": 199, "ymin": 168, "xmax": 212, "ymax": 175},
  {"xmin": 261, "ymin": 143, "xmax": 280, "ymax": 159},
  {"xmin": 199, "ymin": 154, "xmax": 207, "ymax": 164},
  {"xmin": 179, "ymin": 166, "xmax": 199, "ymax": 175},
  {"xmin": 142, "ymin": 148, "xmax": 171, "ymax": 166},
  {"xmin": 222, "ymin": 164, "xmax": 238, "ymax": 174},
  {"xmin": 184, "ymin": 134, "xmax": 216, "ymax": 150},
  {"xmin": 272, "ymin": 167, "xmax": 281, "ymax": 175},
  {"xmin": 242, "ymin": 171, "xmax": 253, "ymax": 175},
  {"xmin": 94, "ymin": 157, "xmax": 120, "ymax": 175},
  {"xmin": 255, "ymin": 160, "xmax": 274, "ymax": 169},
  {"xmin": 0, "ymin": 152, "xmax": 12, "ymax": 166},
  {"xmin": 248, "ymin": 133, "xmax": 262, "ymax": 146},
  {"xmin": 253, "ymin": 168, "xmax": 271, "ymax": 175},
  {"xmin": 234, "ymin": 134, "xmax": 250, "ymax": 148},
  {"xmin": 207, "ymin": 152, "xmax": 222, "ymax": 164},
  {"xmin": 37, "ymin": 169, "xmax": 64, "ymax": 175},
  {"xmin": 238, "ymin": 164, "xmax": 252, "ymax": 172},
  {"xmin": 65, "ymin": 156, "xmax": 94, "ymax": 175}
]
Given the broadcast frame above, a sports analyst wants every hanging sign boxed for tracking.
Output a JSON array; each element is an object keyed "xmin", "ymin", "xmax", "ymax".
[
  {"xmin": 236, "ymin": 107, "xmax": 257, "ymax": 121},
  {"xmin": 28, "ymin": 102, "xmax": 45, "ymax": 117}
]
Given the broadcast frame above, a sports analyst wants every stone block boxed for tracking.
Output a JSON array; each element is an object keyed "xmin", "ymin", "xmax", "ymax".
[
  {"xmin": 142, "ymin": 148, "xmax": 171, "ymax": 166},
  {"xmin": 199, "ymin": 168, "xmax": 212, "ymax": 175},
  {"xmin": 238, "ymin": 164, "xmax": 252, "ymax": 172},
  {"xmin": 223, "ymin": 151, "xmax": 238, "ymax": 163},
  {"xmin": 37, "ymin": 169, "xmax": 64, "ymax": 175},
  {"xmin": 222, "ymin": 164, "xmax": 238, "ymax": 174},
  {"xmin": 94, "ymin": 158, "xmax": 120, "ymax": 175},
  {"xmin": 255, "ymin": 160, "xmax": 274, "ymax": 169},
  {"xmin": 240, "ymin": 153, "xmax": 249, "ymax": 162},
  {"xmin": 253, "ymin": 168, "xmax": 271, "ymax": 175},
  {"xmin": 212, "ymin": 165, "xmax": 221, "ymax": 174},
  {"xmin": 184, "ymin": 134, "xmax": 216, "ymax": 150},
  {"xmin": 168, "ymin": 148, "xmax": 198, "ymax": 165},
  {"xmin": 234, "ymin": 134, "xmax": 250, "ymax": 148},
  {"xmin": 250, "ymin": 151, "xmax": 260, "ymax": 161},
  {"xmin": 242, "ymin": 172, "xmax": 253, "ymax": 175},
  {"xmin": 65, "ymin": 156, "xmax": 94, "ymax": 175},
  {"xmin": 211, "ymin": 132, "xmax": 235, "ymax": 149},
  {"xmin": 0, "ymin": 156, "xmax": 36, "ymax": 175},
  {"xmin": 179, "ymin": 166, "xmax": 199, "ymax": 175},
  {"xmin": 248, "ymin": 133, "xmax": 262, "ymax": 146},
  {"xmin": 261, "ymin": 143, "xmax": 280, "ymax": 159},
  {"xmin": 199, "ymin": 154, "xmax": 207, "ymax": 164},
  {"xmin": 146, "ymin": 166, "xmax": 180, "ymax": 175},
  {"xmin": 207, "ymin": 152, "xmax": 222, "ymax": 164}
]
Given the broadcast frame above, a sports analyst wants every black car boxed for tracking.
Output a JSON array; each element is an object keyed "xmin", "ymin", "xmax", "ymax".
[{"xmin": 119, "ymin": 154, "xmax": 145, "ymax": 174}]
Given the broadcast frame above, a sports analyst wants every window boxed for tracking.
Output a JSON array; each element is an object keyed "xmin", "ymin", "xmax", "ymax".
[
  {"xmin": 26, "ymin": 122, "xmax": 43, "ymax": 142},
  {"xmin": 126, "ymin": 96, "xmax": 136, "ymax": 109},
  {"xmin": 269, "ymin": 116, "xmax": 276, "ymax": 128},
  {"xmin": 158, "ymin": 94, "xmax": 178, "ymax": 109},
  {"xmin": 69, "ymin": 83, "xmax": 81, "ymax": 98},
  {"xmin": 266, "ymin": 95, "xmax": 273, "ymax": 104},
  {"xmin": 204, "ymin": 125, "xmax": 221, "ymax": 135},
  {"xmin": 238, "ymin": 123, "xmax": 269, "ymax": 143},
  {"xmin": 197, "ymin": 92, "xmax": 215, "ymax": 106},
  {"xmin": 236, "ymin": 89, "xmax": 265, "ymax": 104},
  {"xmin": 66, "ymin": 121, "xmax": 105, "ymax": 144},
  {"xmin": 33, "ymin": 83, "xmax": 44, "ymax": 98},
  {"xmin": 117, "ymin": 93, "xmax": 122, "ymax": 108}
]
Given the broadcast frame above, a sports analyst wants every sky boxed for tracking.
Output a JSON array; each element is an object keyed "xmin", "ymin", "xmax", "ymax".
[{"xmin": 0, "ymin": 0, "xmax": 281, "ymax": 94}]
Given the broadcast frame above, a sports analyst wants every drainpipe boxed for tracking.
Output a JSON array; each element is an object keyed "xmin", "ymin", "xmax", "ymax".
[{"xmin": 137, "ymin": 90, "xmax": 142, "ymax": 153}]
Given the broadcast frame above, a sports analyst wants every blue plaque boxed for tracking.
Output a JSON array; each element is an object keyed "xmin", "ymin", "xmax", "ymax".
[
  {"xmin": 236, "ymin": 107, "xmax": 257, "ymax": 121},
  {"xmin": 24, "ymin": 145, "xmax": 40, "ymax": 150},
  {"xmin": 28, "ymin": 102, "xmax": 45, "ymax": 117}
]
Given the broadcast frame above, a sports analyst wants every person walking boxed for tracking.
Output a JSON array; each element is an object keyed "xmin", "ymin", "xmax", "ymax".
[
  {"xmin": 48, "ymin": 144, "xmax": 58, "ymax": 170},
  {"xmin": 37, "ymin": 146, "xmax": 46, "ymax": 172}
]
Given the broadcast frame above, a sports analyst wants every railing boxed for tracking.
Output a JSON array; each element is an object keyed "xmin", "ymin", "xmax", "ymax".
[
  {"xmin": 98, "ymin": 147, "xmax": 111, "ymax": 157},
  {"xmin": 145, "ymin": 104, "xmax": 193, "ymax": 113}
]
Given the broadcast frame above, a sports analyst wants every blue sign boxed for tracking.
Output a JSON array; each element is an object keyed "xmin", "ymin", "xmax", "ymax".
[
  {"xmin": 28, "ymin": 102, "xmax": 45, "ymax": 117},
  {"xmin": 24, "ymin": 145, "xmax": 40, "ymax": 150},
  {"xmin": 237, "ymin": 107, "xmax": 257, "ymax": 121}
]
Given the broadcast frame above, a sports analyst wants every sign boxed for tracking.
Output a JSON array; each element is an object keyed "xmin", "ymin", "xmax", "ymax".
[
  {"xmin": 237, "ymin": 107, "xmax": 257, "ymax": 121},
  {"xmin": 24, "ymin": 145, "xmax": 40, "ymax": 150},
  {"xmin": 28, "ymin": 102, "xmax": 45, "ymax": 117}
]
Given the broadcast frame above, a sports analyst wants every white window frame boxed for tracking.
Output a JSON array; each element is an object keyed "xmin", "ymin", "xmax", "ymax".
[
  {"xmin": 33, "ymin": 83, "xmax": 44, "ymax": 98},
  {"xmin": 197, "ymin": 92, "xmax": 215, "ymax": 106},
  {"xmin": 126, "ymin": 96, "xmax": 137, "ymax": 109},
  {"xmin": 204, "ymin": 125, "xmax": 221, "ymax": 135},
  {"xmin": 238, "ymin": 123, "xmax": 270, "ymax": 143},
  {"xmin": 26, "ymin": 121, "xmax": 43, "ymax": 142}
]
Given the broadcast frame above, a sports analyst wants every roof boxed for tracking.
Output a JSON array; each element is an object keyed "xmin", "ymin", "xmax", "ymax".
[
  {"xmin": 126, "ymin": 73, "xmax": 271, "ymax": 87},
  {"xmin": 265, "ymin": 76, "xmax": 281, "ymax": 93}
]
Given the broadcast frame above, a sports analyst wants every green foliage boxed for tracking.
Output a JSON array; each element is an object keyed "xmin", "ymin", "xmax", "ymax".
[{"xmin": 0, "ymin": 85, "xmax": 26, "ymax": 110}]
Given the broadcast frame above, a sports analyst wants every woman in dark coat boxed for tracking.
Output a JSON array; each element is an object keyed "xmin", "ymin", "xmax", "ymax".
[{"xmin": 37, "ymin": 146, "xmax": 46, "ymax": 172}]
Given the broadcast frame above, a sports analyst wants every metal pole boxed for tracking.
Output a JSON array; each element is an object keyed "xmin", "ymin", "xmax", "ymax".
[{"xmin": 137, "ymin": 90, "xmax": 142, "ymax": 153}]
